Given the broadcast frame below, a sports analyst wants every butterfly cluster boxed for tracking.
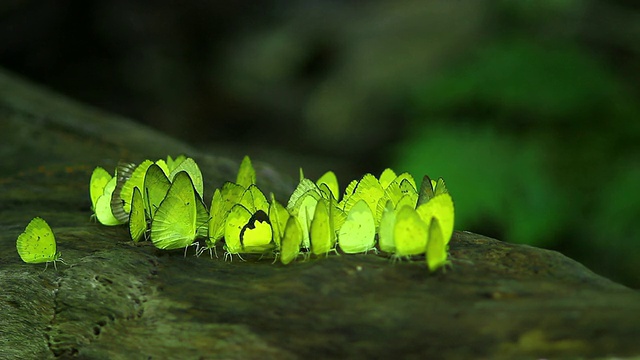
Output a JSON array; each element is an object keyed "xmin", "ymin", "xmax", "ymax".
[{"xmin": 82, "ymin": 155, "xmax": 455, "ymax": 271}]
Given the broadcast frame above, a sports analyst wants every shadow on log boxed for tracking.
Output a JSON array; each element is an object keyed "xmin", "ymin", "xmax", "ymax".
[{"xmin": 0, "ymin": 69, "xmax": 639, "ymax": 359}]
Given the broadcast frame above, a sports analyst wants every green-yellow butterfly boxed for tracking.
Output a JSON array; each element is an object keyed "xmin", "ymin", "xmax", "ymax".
[
  {"xmin": 393, "ymin": 205, "xmax": 428, "ymax": 258},
  {"xmin": 341, "ymin": 174, "xmax": 384, "ymax": 221},
  {"xmin": 240, "ymin": 184, "xmax": 270, "ymax": 213},
  {"xmin": 150, "ymin": 171, "xmax": 203, "ymax": 251},
  {"xmin": 129, "ymin": 187, "xmax": 147, "ymax": 242},
  {"xmin": 16, "ymin": 217, "xmax": 63, "ymax": 269},
  {"xmin": 268, "ymin": 194, "xmax": 290, "ymax": 250},
  {"xmin": 89, "ymin": 166, "xmax": 112, "ymax": 213},
  {"xmin": 374, "ymin": 177, "xmax": 417, "ymax": 223},
  {"xmin": 378, "ymin": 168, "xmax": 397, "ymax": 190},
  {"xmin": 207, "ymin": 182, "xmax": 246, "ymax": 251},
  {"xmin": 338, "ymin": 199, "xmax": 376, "ymax": 254},
  {"xmin": 166, "ymin": 154, "xmax": 187, "ymax": 172},
  {"xmin": 378, "ymin": 200, "xmax": 397, "ymax": 253},
  {"xmin": 417, "ymin": 175, "xmax": 448, "ymax": 208},
  {"xmin": 224, "ymin": 204, "xmax": 274, "ymax": 257},
  {"xmin": 169, "ymin": 157, "xmax": 204, "ymax": 199},
  {"xmin": 111, "ymin": 160, "xmax": 152, "ymax": 223},
  {"xmin": 416, "ymin": 193, "xmax": 455, "ymax": 247},
  {"xmin": 316, "ymin": 171, "xmax": 339, "ymax": 201},
  {"xmin": 143, "ymin": 163, "xmax": 171, "ymax": 220},
  {"xmin": 95, "ymin": 176, "xmax": 125, "ymax": 226},
  {"xmin": 287, "ymin": 178, "xmax": 323, "ymax": 249},
  {"xmin": 317, "ymin": 182, "xmax": 347, "ymax": 232},
  {"xmin": 426, "ymin": 217, "xmax": 450, "ymax": 272},
  {"xmin": 280, "ymin": 216, "xmax": 303, "ymax": 265},
  {"xmin": 392, "ymin": 172, "xmax": 417, "ymax": 192},
  {"xmin": 310, "ymin": 197, "xmax": 336, "ymax": 256},
  {"xmin": 236, "ymin": 155, "xmax": 256, "ymax": 189}
]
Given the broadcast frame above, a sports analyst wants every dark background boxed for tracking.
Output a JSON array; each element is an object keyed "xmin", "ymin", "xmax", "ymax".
[{"xmin": 2, "ymin": 0, "xmax": 639, "ymax": 287}]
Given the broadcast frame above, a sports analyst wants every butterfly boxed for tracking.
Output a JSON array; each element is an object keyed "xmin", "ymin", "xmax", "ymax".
[
  {"xmin": 426, "ymin": 217, "xmax": 451, "ymax": 272},
  {"xmin": 280, "ymin": 216, "xmax": 303, "ymax": 265},
  {"xmin": 338, "ymin": 199, "xmax": 376, "ymax": 254},
  {"xmin": 129, "ymin": 187, "xmax": 147, "ymax": 242},
  {"xmin": 150, "ymin": 171, "xmax": 207, "ymax": 252},
  {"xmin": 16, "ymin": 217, "xmax": 64, "ymax": 270},
  {"xmin": 236, "ymin": 155, "xmax": 256, "ymax": 189},
  {"xmin": 224, "ymin": 204, "xmax": 274, "ymax": 258}
]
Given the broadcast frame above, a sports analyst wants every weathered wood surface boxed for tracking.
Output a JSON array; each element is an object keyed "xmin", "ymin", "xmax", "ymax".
[{"xmin": 1, "ymin": 69, "xmax": 639, "ymax": 359}]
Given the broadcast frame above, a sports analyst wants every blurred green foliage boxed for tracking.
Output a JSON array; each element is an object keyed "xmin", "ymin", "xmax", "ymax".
[{"xmin": 394, "ymin": 38, "xmax": 640, "ymax": 287}]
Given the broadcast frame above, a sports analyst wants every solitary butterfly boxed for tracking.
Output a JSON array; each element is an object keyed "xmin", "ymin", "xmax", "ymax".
[{"xmin": 16, "ymin": 217, "xmax": 63, "ymax": 270}]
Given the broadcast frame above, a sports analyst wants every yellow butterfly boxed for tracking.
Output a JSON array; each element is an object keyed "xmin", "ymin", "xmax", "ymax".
[
  {"xmin": 426, "ymin": 217, "xmax": 451, "ymax": 272},
  {"xmin": 16, "ymin": 217, "xmax": 64, "ymax": 270},
  {"xmin": 338, "ymin": 199, "xmax": 376, "ymax": 254},
  {"xmin": 111, "ymin": 160, "xmax": 153, "ymax": 223},
  {"xmin": 416, "ymin": 193, "xmax": 454, "ymax": 248},
  {"xmin": 236, "ymin": 155, "xmax": 256, "ymax": 189},
  {"xmin": 224, "ymin": 204, "xmax": 274, "ymax": 258},
  {"xmin": 268, "ymin": 193, "xmax": 290, "ymax": 250},
  {"xmin": 280, "ymin": 216, "xmax": 303, "ymax": 265}
]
